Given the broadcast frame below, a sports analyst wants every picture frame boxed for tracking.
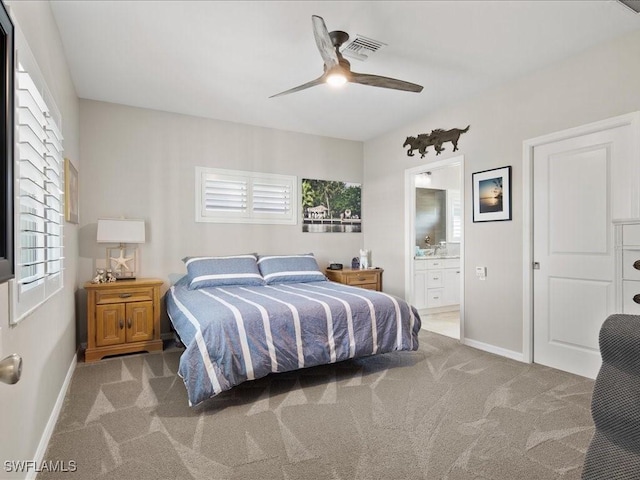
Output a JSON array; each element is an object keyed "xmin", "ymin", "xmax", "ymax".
[
  {"xmin": 301, "ymin": 178, "xmax": 362, "ymax": 233},
  {"xmin": 472, "ymin": 165, "xmax": 512, "ymax": 222},
  {"xmin": 64, "ymin": 157, "xmax": 79, "ymax": 224}
]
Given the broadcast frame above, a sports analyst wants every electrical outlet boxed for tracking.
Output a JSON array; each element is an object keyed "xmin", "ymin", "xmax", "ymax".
[{"xmin": 475, "ymin": 266, "xmax": 487, "ymax": 280}]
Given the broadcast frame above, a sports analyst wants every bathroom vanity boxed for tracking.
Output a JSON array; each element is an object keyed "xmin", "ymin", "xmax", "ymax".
[{"xmin": 413, "ymin": 256, "xmax": 460, "ymax": 311}]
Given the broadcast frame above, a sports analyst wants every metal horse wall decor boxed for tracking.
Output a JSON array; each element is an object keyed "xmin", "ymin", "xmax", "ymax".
[{"xmin": 403, "ymin": 125, "xmax": 470, "ymax": 158}]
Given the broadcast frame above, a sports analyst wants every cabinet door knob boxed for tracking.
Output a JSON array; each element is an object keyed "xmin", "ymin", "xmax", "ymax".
[
  {"xmin": 119, "ymin": 320, "xmax": 124, "ymax": 329},
  {"xmin": 119, "ymin": 293, "xmax": 132, "ymax": 298},
  {"xmin": 634, "ymin": 294, "xmax": 640, "ymax": 305},
  {"xmin": 634, "ymin": 260, "xmax": 640, "ymax": 271},
  {"xmin": 127, "ymin": 318, "xmax": 132, "ymax": 328}
]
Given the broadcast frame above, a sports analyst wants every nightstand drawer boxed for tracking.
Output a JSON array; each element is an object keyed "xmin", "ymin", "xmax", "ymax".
[
  {"xmin": 95, "ymin": 287, "xmax": 155, "ymax": 305},
  {"xmin": 623, "ymin": 281, "xmax": 640, "ymax": 314},
  {"xmin": 623, "ymin": 250, "xmax": 640, "ymax": 281},
  {"xmin": 325, "ymin": 268, "xmax": 383, "ymax": 292},
  {"xmin": 346, "ymin": 271, "xmax": 378, "ymax": 286}
]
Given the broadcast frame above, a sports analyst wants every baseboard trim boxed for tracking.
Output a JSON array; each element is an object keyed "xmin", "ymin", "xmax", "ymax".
[
  {"xmin": 463, "ymin": 338, "xmax": 525, "ymax": 363},
  {"xmin": 27, "ymin": 352, "xmax": 77, "ymax": 480}
]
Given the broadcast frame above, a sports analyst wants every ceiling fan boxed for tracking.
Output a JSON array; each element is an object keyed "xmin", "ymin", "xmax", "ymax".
[{"xmin": 270, "ymin": 15, "xmax": 423, "ymax": 98}]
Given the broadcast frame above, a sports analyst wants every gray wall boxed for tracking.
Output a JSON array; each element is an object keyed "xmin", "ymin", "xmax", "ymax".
[
  {"xmin": 363, "ymin": 28, "xmax": 640, "ymax": 355},
  {"xmin": 77, "ymin": 100, "xmax": 364, "ymax": 342},
  {"xmin": 0, "ymin": 1, "xmax": 79, "ymax": 474}
]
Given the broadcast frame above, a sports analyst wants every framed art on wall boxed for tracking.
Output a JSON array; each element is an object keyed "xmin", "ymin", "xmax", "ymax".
[
  {"xmin": 472, "ymin": 165, "xmax": 512, "ymax": 222},
  {"xmin": 301, "ymin": 178, "xmax": 362, "ymax": 233},
  {"xmin": 65, "ymin": 158, "xmax": 79, "ymax": 224}
]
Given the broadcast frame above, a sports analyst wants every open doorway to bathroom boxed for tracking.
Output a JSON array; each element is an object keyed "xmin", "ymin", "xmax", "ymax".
[{"xmin": 404, "ymin": 156, "xmax": 464, "ymax": 340}]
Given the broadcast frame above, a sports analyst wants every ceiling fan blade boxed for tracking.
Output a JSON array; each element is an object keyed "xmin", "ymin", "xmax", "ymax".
[
  {"xmin": 350, "ymin": 71, "xmax": 423, "ymax": 93},
  {"xmin": 312, "ymin": 15, "xmax": 339, "ymax": 69},
  {"xmin": 269, "ymin": 75, "xmax": 326, "ymax": 98}
]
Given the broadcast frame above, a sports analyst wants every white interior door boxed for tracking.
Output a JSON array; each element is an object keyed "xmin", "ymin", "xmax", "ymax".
[{"xmin": 533, "ymin": 123, "xmax": 635, "ymax": 378}]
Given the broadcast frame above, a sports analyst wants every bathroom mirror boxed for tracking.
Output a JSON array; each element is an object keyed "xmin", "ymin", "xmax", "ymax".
[{"xmin": 415, "ymin": 188, "xmax": 447, "ymax": 249}]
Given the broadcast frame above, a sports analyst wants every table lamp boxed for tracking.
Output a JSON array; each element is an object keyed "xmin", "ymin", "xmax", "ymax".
[{"xmin": 96, "ymin": 218, "xmax": 146, "ymax": 280}]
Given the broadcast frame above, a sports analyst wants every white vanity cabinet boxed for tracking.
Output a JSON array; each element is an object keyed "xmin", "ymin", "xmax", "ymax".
[
  {"xmin": 443, "ymin": 267, "xmax": 461, "ymax": 305},
  {"xmin": 413, "ymin": 257, "xmax": 460, "ymax": 310}
]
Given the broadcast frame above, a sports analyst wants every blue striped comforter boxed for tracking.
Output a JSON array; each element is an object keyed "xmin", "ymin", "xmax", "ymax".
[{"xmin": 166, "ymin": 277, "xmax": 421, "ymax": 405}]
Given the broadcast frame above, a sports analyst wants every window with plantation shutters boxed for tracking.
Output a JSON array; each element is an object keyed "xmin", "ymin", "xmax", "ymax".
[
  {"xmin": 196, "ymin": 167, "xmax": 297, "ymax": 225},
  {"xmin": 447, "ymin": 189, "xmax": 462, "ymax": 243},
  {"xmin": 11, "ymin": 62, "xmax": 64, "ymax": 323}
]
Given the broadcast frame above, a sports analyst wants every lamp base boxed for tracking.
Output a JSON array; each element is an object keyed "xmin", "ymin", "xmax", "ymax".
[{"xmin": 106, "ymin": 245, "xmax": 139, "ymax": 281}]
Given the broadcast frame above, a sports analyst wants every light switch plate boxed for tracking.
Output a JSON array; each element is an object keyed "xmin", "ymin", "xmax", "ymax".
[{"xmin": 475, "ymin": 266, "xmax": 487, "ymax": 280}]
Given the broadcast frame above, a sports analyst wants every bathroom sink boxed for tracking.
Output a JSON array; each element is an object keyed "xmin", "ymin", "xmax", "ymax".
[{"xmin": 414, "ymin": 254, "xmax": 460, "ymax": 260}]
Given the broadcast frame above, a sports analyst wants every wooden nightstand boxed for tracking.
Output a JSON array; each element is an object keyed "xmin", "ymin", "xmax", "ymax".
[
  {"xmin": 84, "ymin": 278, "xmax": 164, "ymax": 362},
  {"xmin": 325, "ymin": 267, "xmax": 383, "ymax": 291}
]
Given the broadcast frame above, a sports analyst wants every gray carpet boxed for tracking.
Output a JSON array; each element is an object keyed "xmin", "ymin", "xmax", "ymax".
[{"xmin": 39, "ymin": 331, "xmax": 595, "ymax": 479}]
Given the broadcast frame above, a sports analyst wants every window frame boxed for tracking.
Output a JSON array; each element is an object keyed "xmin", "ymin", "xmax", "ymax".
[
  {"xmin": 195, "ymin": 167, "xmax": 297, "ymax": 225},
  {"xmin": 447, "ymin": 189, "xmax": 462, "ymax": 243},
  {"xmin": 0, "ymin": 1, "xmax": 14, "ymax": 283},
  {"xmin": 10, "ymin": 29, "xmax": 64, "ymax": 324}
]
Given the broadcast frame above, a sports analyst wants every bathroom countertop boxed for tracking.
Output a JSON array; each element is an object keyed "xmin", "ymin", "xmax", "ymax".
[{"xmin": 414, "ymin": 255, "xmax": 460, "ymax": 260}]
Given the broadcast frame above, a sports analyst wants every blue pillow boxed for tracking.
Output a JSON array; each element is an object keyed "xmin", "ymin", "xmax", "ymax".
[
  {"xmin": 183, "ymin": 254, "xmax": 264, "ymax": 289},
  {"xmin": 257, "ymin": 254, "xmax": 327, "ymax": 285}
]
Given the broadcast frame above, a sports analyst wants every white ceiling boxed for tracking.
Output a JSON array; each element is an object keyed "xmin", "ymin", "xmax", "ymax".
[{"xmin": 49, "ymin": 1, "xmax": 640, "ymax": 142}]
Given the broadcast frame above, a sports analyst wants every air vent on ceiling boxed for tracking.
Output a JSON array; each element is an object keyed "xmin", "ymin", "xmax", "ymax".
[
  {"xmin": 342, "ymin": 35, "xmax": 387, "ymax": 61},
  {"xmin": 617, "ymin": 0, "xmax": 640, "ymax": 14}
]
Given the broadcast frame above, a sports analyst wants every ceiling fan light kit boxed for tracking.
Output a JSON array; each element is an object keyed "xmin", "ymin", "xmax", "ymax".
[
  {"xmin": 326, "ymin": 71, "xmax": 348, "ymax": 87},
  {"xmin": 270, "ymin": 15, "xmax": 423, "ymax": 98}
]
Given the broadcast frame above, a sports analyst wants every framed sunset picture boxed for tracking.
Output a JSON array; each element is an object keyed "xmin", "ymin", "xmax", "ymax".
[{"xmin": 472, "ymin": 166, "xmax": 512, "ymax": 222}]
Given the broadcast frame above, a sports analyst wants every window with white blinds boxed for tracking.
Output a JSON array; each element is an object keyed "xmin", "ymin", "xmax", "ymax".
[
  {"xmin": 11, "ymin": 62, "xmax": 64, "ymax": 323},
  {"xmin": 447, "ymin": 189, "xmax": 462, "ymax": 243},
  {"xmin": 196, "ymin": 167, "xmax": 297, "ymax": 225}
]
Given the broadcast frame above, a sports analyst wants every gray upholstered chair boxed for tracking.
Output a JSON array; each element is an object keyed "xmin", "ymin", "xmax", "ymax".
[{"xmin": 582, "ymin": 314, "xmax": 640, "ymax": 479}]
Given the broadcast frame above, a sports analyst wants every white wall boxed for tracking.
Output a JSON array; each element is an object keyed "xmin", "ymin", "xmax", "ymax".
[
  {"xmin": 364, "ymin": 29, "xmax": 640, "ymax": 355},
  {"xmin": 0, "ymin": 1, "xmax": 79, "ymax": 476},
  {"xmin": 427, "ymin": 164, "xmax": 461, "ymax": 192},
  {"xmin": 78, "ymin": 100, "xmax": 363, "ymax": 341}
]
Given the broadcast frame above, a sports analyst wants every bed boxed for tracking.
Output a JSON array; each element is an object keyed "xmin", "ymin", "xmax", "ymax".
[{"xmin": 166, "ymin": 253, "xmax": 422, "ymax": 406}]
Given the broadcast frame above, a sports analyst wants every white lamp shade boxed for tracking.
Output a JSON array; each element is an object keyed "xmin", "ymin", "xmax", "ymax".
[{"xmin": 97, "ymin": 218, "xmax": 146, "ymax": 244}]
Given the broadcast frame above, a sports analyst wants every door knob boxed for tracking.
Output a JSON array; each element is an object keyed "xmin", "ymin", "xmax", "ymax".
[{"xmin": 0, "ymin": 354, "xmax": 23, "ymax": 385}]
